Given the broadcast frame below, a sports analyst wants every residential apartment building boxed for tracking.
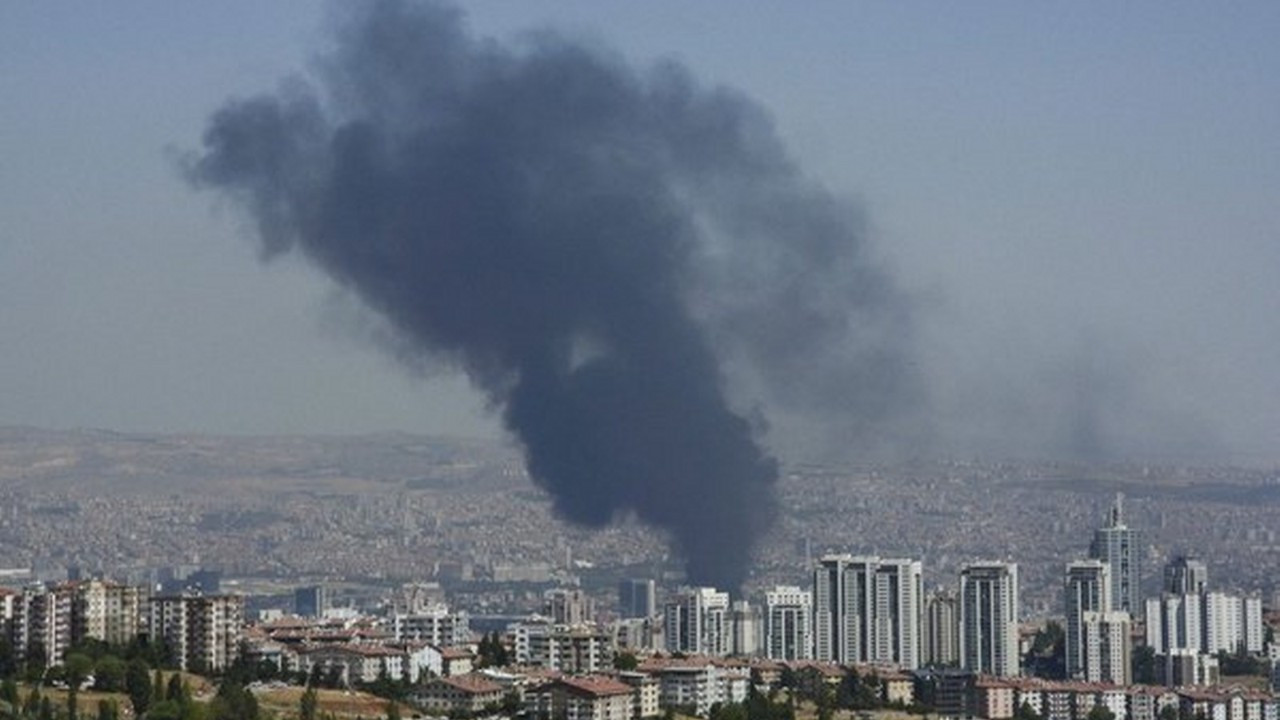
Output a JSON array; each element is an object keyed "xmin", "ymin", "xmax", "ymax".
[
  {"xmin": 512, "ymin": 620, "xmax": 613, "ymax": 673},
  {"xmin": 1064, "ymin": 560, "xmax": 1111, "ymax": 680},
  {"xmin": 763, "ymin": 585, "xmax": 812, "ymax": 661},
  {"xmin": 958, "ymin": 562, "xmax": 1019, "ymax": 677},
  {"xmin": 1088, "ymin": 494, "xmax": 1141, "ymax": 616},
  {"xmin": 924, "ymin": 588, "xmax": 960, "ymax": 667},
  {"xmin": 813, "ymin": 555, "xmax": 921, "ymax": 668},
  {"xmin": 148, "ymin": 593, "xmax": 244, "ymax": 672},
  {"xmin": 663, "ymin": 587, "xmax": 729, "ymax": 656}
]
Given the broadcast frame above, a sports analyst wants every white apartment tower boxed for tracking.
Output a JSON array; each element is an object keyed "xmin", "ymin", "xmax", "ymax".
[
  {"xmin": 1089, "ymin": 493, "xmax": 1141, "ymax": 615},
  {"xmin": 148, "ymin": 593, "xmax": 244, "ymax": 672},
  {"xmin": 764, "ymin": 586, "xmax": 812, "ymax": 661},
  {"xmin": 1082, "ymin": 611, "xmax": 1132, "ymax": 685},
  {"xmin": 813, "ymin": 555, "xmax": 921, "ymax": 669},
  {"xmin": 924, "ymin": 589, "xmax": 960, "ymax": 667},
  {"xmin": 12, "ymin": 584, "xmax": 73, "ymax": 668},
  {"xmin": 1065, "ymin": 560, "xmax": 1114, "ymax": 680},
  {"xmin": 958, "ymin": 562, "xmax": 1019, "ymax": 677},
  {"xmin": 664, "ymin": 587, "xmax": 730, "ymax": 656},
  {"xmin": 729, "ymin": 600, "xmax": 762, "ymax": 657},
  {"xmin": 1145, "ymin": 592, "xmax": 1203, "ymax": 654}
]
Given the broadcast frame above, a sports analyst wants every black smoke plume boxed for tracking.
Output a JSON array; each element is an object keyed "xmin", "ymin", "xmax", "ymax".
[{"xmin": 188, "ymin": 0, "xmax": 917, "ymax": 590}]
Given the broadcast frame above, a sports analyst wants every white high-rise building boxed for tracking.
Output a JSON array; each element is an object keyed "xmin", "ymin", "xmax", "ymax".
[
  {"xmin": 1082, "ymin": 611, "xmax": 1132, "ymax": 685},
  {"xmin": 664, "ymin": 587, "xmax": 729, "ymax": 656},
  {"xmin": 1203, "ymin": 592, "xmax": 1242, "ymax": 655},
  {"xmin": 764, "ymin": 586, "xmax": 812, "ymax": 661},
  {"xmin": 1145, "ymin": 592, "xmax": 1202, "ymax": 654},
  {"xmin": 1089, "ymin": 493, "xmax": 1141, "ymax": 616},
  {"xmin": 924, "ymin": 589, "xmax": 960, "ymax": 667},
  {"xmin": 390, "ymin": 602, "xmax": 471, "ymax": 647},
  {"xmin": 958, "ymin": 562, "xmax": 1019, "ymax": 677},
  {"xmin": 1242, "ymin": 596, "xmax": 1264, "ymax": 654},
  {"xmin": 729, "ymin": 600, "xmax": 761, "ymax": 657},
  {"xmin": 1065, "ymin": 560, "xmax": 1111, "ymax": 680},
  {"xmin": 148, "ymin": 592, "xmax": 244, "ymax": 672},
  {"xmin": 812, "ymin": 555, "xmax": 921, "ymax": 668}
]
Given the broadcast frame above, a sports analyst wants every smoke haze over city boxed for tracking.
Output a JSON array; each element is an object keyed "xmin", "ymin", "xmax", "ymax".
[{"xmin": 3, "ymin": 1, "xmax": 1280, "ymax": 470}]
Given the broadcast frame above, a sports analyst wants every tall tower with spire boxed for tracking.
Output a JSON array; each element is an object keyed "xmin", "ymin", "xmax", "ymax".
[{"xmin": 1089, "ymin": 493, "xmax": 1141, "ymax": 616}]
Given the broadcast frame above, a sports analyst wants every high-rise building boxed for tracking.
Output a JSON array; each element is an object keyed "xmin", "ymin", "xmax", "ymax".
[
  {"xmin": 729, "ymin": 600, "xmax": 761, "ymax": 657},
  {"xmin": 11, "ymin": 583, "xmax": 73, "ymax": 668},
  {"xmin": 618, "ymin": 579, "xmax": 657, "ymax": 619},
  {"xmin": 1144, "ymin": 592, "xmax": 1202, "ymax": 654},
  {"xmin": 1089, "ymin": 493, "xmax": 1141, "ymax": 616},
  {"xmin": 664, "ymin": 587, "xmax": 729, "ymax": 656},
  {"xmin": 1164, "ymin": 556, "xmax": 1208, "ymax": 596},
  {"xmin": 763, "ymin": 585, "xmax": 812, "ymax": 661},
  {"xmin": 148, "ymin": 592, "xmax": 244, "ymax": 672},
  {"xmin": 924, "ymin": 589, "xmax": 959, "ymax": 667},
  {"xmin": 813, "ymin": 555, "xmax": 921, "ymax": 668},
  {"xmin": 958, "ymin": 562, "xmax": 1019, "ymax": 677},
  {"xmin": 1065, "ymin": 560, "xmax": 1112, "ymax": 680},
  {"xmin": 72, "ymin": 580, "xmax": 144, "ymax": 647},
  {"xmin": 1082, "ymin": 611, "xmax": 1132, "ymax": 684},
  {"xmin": 295, "ymin": 585, "xmax": 327, "ymax": 618},
  {"xmin": 1242, "ymin": 596, "xmax": 1264, "ymax": 654},
  {"xmin": 544, "ymin": 588, "xmax": 593, "ymax": 625},
  {"xmin": 1202, "ymin": 592, "xmax": 1242, "ymax": 655}
]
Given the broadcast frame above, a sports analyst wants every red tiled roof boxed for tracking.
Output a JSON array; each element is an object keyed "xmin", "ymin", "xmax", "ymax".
[
  {"xmin": 440, "ymin": 674, "xmax": 503, "ymax": 695},
  {"xmin": 558, "ymin": 676, "xmax": 633, "ymax": 698}
]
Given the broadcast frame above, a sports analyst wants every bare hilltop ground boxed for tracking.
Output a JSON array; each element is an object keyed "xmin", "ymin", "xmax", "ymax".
[{"xmin": 1, "ymin": 427, "xmax": 1277, "ymax": 613}]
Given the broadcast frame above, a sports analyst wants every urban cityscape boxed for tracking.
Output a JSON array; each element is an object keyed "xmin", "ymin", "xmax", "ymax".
[
  {"xmin": 6, "ymin": 3, "xmax": 1280, "ymax": 720},
  {"xmin": 1, "ymin": 429, "xmax": 1278, "ymax": 720}
]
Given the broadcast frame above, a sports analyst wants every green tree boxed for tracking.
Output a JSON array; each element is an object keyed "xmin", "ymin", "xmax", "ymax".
[
  {"xmin": 22, "ymin": 688, "xmax": 40, "ymax": 717},
  {"xmin": 1132, "ymin": 645, "xmax": 1158, "ymax": 685},
  {"xmin": 0, "ymin": 677, "xmax": 19, "ymax": 708},
  {"xmin": 65, "ymin": 653, "xmax": 96, "ymax": 720},
  {"xmin": 0, "ymin": 638, "xmax": 16, "ymax": 679},
  {"xmin": 167, "ymin": 674, "xmax": 188, "ymax": 704},
  {"xmin": 149, "ymin": 700, "xmax": 184, "ymax": 720},
  {"xmin": 93, "ymin": 656, "xmax": 126, "ymax": 693},
  {"xmin": 1086, "ymin": 705, "xmax": 1116, "ymax": 720},
  {"xmin": 126, "ymin": 659, "xmax": 152, "ymax": 717},
  {"xmin": 38, "ymin": 697, "xmax": 53, "ymax": 720},
  {"xmin": 300, "ymin": 686, "xmax": 319, "ymax": 720},
  {"xmin": 1025, "ymin": 621, "xmax": 1066, "ymax": 679},
  {"xmin": 96, "ymin": 699, "xmax": 119, "ymax": 720},
  {"xmin": 209, "ymin": 681, "xmax": 258, "ymax": 720},
  {"xmin": 613, "ymin": 652, "xmax": 639, "ymax": 672},
  {"xmin": 385, "ymin": 701, "xmax": 400, "ymax": 720}
]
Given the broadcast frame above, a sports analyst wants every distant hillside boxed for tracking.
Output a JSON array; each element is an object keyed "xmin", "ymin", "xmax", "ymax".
[{"xmin": 0, "ymin": 427, "xmax": 523, "ymax": 494}]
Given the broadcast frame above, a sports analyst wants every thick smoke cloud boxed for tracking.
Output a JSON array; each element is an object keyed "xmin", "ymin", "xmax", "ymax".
[{"xmin": 188, "ymin": 0, "xmax": 917, "ymax": 589}]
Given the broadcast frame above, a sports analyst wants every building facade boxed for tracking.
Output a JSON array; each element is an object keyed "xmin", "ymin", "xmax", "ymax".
[
  {"xmin": 813, "ymin": 555, "xmax": 921, "ymax": 668},
  {"xmin": 663, "ymin": 587, "xmax": 729, "ymax": 656},
  {"xmin": 763, "ymin": 585, "xmax": 812, "ymax": 661},
  {"xmin": 958, "ymin": 562, "xmax": 1019, "ymax": 677}
]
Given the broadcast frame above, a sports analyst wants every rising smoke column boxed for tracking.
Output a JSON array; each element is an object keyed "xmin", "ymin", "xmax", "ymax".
[{"xmin": 188, "ymin": 0, "xmax": 916, "ymax": 590}]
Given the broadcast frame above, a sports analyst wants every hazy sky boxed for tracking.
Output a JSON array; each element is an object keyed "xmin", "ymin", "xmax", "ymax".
[{"xmin": 3, "ymin": 2, "xmax": 1278, "ymax": 463}]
